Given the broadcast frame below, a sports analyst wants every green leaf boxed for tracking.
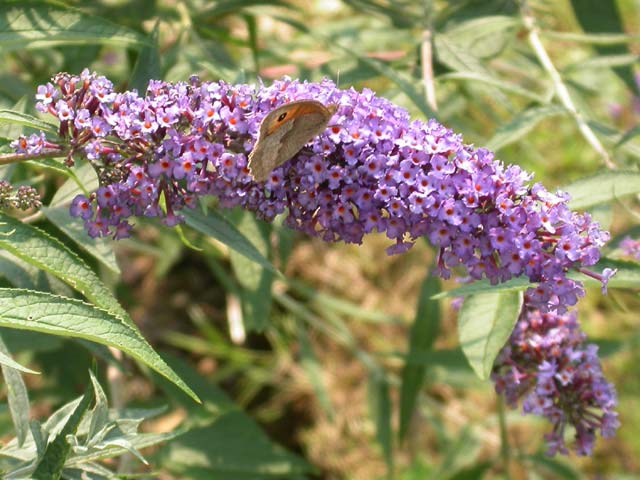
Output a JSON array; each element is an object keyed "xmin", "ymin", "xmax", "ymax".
[
  {"xmin": 41, "ymin": 206, "xmax": 120, "ymax": 276},
  {"xmin": 458, "ymin": 291, "xmax": 523, "ymax": 379},
  {"xmin": 486, "ymin": 105, "xmax": 567, "ymax": 151},
  {"xmin": 0, "ymin": 334, "xmax": 39, "ymax": 374},
  {"xmin": 229, "ymin": 210, "xmax": 273, "ymax": 332},
  {"xmin": 157, "ymin": 354, "xmax": 314, "ymax": 478},
  {"xmin": 340, "ymin": 0, "xmax": 416, "ymax": 28},
  {"xmin": 0, "ymin": 215, "xmax": 198, "ymax": 401},
  {"xmin": 297, "ymin": 322, "xmax": 335, "ymax": 419},
  {"xmin": 525, "ymin": 452, "xmax": 581, "ymax": 479},
  {"xmin": 436, "ymin": 72, "xmax": 546, "ymax": 103},
  {"xmin": 446, "ymin": 461, "xmax": 492, "ymax": 480},
  {"xmin": 162, "ymin": 415, "xmax": 313, "ymax": 478},
  {"xmin": 0, "ymin": 109, "xmax": 57, "ymax": 134},
  {"xmin": 26, "ymin": 158, "xmax": 75, "ymax": 179},
  {"xmin": 588, "ymin": 120, "xmax": 640, "ymax": 158},
  {"xmin": 540, "ymin": 30, "xmax": 640, "ymax": 45},
  {"xmin": 435, "ymin": 31, "xmax": 492, "ymax": 75},
  {"xmin": 432, "ymin": 276, "xmax": 531, "ymax": 299},
  {"xmin": 0, "ymin": 251, "xmax": 42, "ymax": 290},
  {"xmin": 615, "ymin": 125, "xmax": 640, "ymax": 149},
  {"xmin": 130, "ymin": 21, "xmax": 161, "ymax": 94},
  {"xmin": 183, "ymin": 207, "xmax": 278, "ymax": 274},
  {"xmin": 563, "ymin": 171, "xmax": 640, "ymax": 209},
  {"xmin": 569, "ymin": 0, "xmax": 639, "ymax": 95},
  {"xmin": 0, "ymin": 1, "xmax": 149, "ymax": 51},
  {"xmin": 565, "ymin": 53, "xmax": 640, "ymax": 71},
  {"xmin": 33, "ymin": 379, "xmax": 94, "ymax": 480},
  {"xmin": 399, "ymin": 274, "xmax": 440, "ymax": 441},
  {"xmin": 0, "ymin": 212, "xmax": 128, "ymax": 324},
  {"xmin": 441, "ymin": 16, "xmax": 520, "ymax": 60},
  {"xmin": 86, "ymin": 370, "xmax": 108, "ymax": 443},
  {"xmin": 368, "ymin": 372, "xmax": 393, "ymax": 476},
  {"xmin": 0, "ymin": 98, "xmax": 29, "ymax": 144},
  {"xmin": 331, "ymin": 42, "xmax": 436, "ymax": 119},
  {"xmin": 0, "ymin": 288, "xmax": 197, "ymax": 402},
  {"xmin": 0, "ymin": 334, "xmax": 32, "ymax": 447},
  {"xmin": 200, "ymin": 0, "xmax": 298, "ymax": 18},
  {"xmin": 49, "ymin": 163, "xmax": 97, "ymax": 207},
  {"xmin": 390, "ymin": 349, "xmax": 472, "ymax": 372},
  {"xmin": 434, "ymin": 426, "xmax": 482, "ymax": 479}
]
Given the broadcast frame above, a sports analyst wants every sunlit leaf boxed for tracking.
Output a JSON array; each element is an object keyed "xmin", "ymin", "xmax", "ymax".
[
  {"xmin": 0, "ymin": 334, "xmax": 32, "ymax": 447},
  {"xmin": 32, "ymin": 380, "xmax": 94, "ymax": 479},
  {"xmin": 183, "ymin": 207, "xmax": 278, "ymax": 274},
  {"xmin": 458, "ymin": 291, "xmax": 523, "ymax": 379},
  {"xmin": 130, "ymin": 21, "xmax": 161, "ymax": 94},
  {"xmin": 0, "ymin": 1, "xmax": 148, "ymax": 51},
  {"xmin": 487, "ymin": 105, "xmax": 567, "ymax": 151},
  {"xmin": 228, "ymin": 210, "xmax": 273, "ymax": 332},
  {"xmin": 0, "ymin": 110, "xmax": 57, "ymax": 134},
  {"xmin": 563, "ymin": 171, "xmax": 640, "ymax": 209}
]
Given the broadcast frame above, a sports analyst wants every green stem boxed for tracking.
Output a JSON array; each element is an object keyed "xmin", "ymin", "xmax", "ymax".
[
  {"xmin": 518, "ymin": 0, "xmax": 614, "ymax": 169},
  {"xmin": 497, "ymin": 395, "xmax": 512, "ymax": 479}
]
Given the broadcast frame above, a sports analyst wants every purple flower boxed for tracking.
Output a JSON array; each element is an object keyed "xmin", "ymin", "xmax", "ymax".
[
  {"xmin": 10, "ymin": 132, "xmax": 48, "ymax": 155},
  {"xmin": 70, "ymin": 195, "xmax": 93, "ymax": 220},
  {"xmin": 620, "ymin": 236, "xmax": 640, "ymax": 261},
  {"xmin": 492, "ymin": 309, "xmax": 619, "ymax": 456},
  {"xmin": 15, "ymin": 72, "xmax": 612, "ymax": 310},
  {"xmin": 12, "ymin": 69, "xmax": 621, "ymax": 457},
  {"xmin": 35, "ymin": 83, "xmax": 58, "ymax": 106}
]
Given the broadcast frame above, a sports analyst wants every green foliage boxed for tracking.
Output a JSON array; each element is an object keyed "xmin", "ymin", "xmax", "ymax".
[
  {"xmin": 0, "ymin": 0, "xmax": 638, "ymax": 478},
  {"xmin": 458, "ymin": 291, "xmax": 523, "ymax": 379}
]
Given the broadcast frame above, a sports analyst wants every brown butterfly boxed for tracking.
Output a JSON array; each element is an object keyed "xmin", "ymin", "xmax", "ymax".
[{"xmin": 247, "ymin": 100, "xmax": 338, "ymax": 182}]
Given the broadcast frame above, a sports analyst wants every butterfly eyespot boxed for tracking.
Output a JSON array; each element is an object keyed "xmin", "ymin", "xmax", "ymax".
[{"xmin": 277, "ymin": 112, "xmax": 288, "ymax": 122}]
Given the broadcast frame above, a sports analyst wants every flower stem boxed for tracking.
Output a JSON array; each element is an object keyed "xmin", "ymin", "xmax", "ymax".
[
  {"xmin": 498, "ymin": 395, "xmax": 512, "ymax": 479},
  {"xmin": 0, "ymin": 150, "xmax": 65, "ymax": 166}
]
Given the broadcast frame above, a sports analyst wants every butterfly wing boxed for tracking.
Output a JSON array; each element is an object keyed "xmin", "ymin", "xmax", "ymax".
[
  {"xmin": 273, "ymin": 111, "xmax": 330, "ymax": 164},
  {"xmin": 248, "ymin": 101, "xmax": 336, "ymax": 182},
  {"xmin": 248, "ymin": 110, "xmax": 295, "ymax": 182}
]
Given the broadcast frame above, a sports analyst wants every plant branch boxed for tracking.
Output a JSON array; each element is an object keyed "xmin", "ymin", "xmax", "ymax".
[
  {"xmin": 422, "ymin": 1, "xmax": 437, "ymax": 112},
  {"xmin": 421, "ymin": 29, "xmax": 438, "ymax": 112},
  {"xmin": 520, "ymin": 1, "xmax": 615, "ymax": 169},
  {"xmin": 0, "ymin": 150, "xmax": 65, "ymax": 166}
]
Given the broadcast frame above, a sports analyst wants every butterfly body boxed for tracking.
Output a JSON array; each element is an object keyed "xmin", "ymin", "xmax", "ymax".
[{"xmin": 248, "ymin": 100, "xmax": 338, "ymax": 182}]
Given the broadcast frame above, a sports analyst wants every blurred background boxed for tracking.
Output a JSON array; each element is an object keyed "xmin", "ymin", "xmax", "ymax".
[{"xmin": 0, "ymin": 0, "xmax": 639, "ymax": 478}]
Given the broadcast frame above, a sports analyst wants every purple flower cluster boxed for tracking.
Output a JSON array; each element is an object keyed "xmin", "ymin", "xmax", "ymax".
[
  {"xmin": 492, "ymin": 309, "xmax": 619, "ymax": 456},
  {"xmin": 11, "ymin": 71, "xmax": 621, "ymax": 456},
  {"xmin": 12, "ymin": 70, "xmax": 613, "ymax": 315},
  {"xmin": 620, "ymin": 236, "xmax": 640, "ymax": 261}
]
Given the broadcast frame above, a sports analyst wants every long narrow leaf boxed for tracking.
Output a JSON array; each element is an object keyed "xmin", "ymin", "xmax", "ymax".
[
  {"xmin": 0, "ymin": 334, "xmax": 31, "ymax": 446},
  {"xmin": 32, "ymin": 381, "xmax": 94, "ymax": 480},
  {"xmin": 0, "ymin": 1, "xmax": 148, "ymax": 51},
  {"xmin": 183, "ymin": 207, "xmax": 278, "ymax": 274},
  {"xmin": 0, "ymin": 288, "xmax": 198, "ymax": 402},
  {"xmin": 458, "ymin": 291, "xmax": 523, "ymax": 379},
  {"xmin": 399, "ymin": 274, "xmax": 440, "ymax": 441}
]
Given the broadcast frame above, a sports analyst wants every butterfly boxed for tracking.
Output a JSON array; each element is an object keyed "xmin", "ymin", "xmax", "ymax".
[{"xmin": 248, "ymin": 100, "xmax": 338, "ymax": 182}]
